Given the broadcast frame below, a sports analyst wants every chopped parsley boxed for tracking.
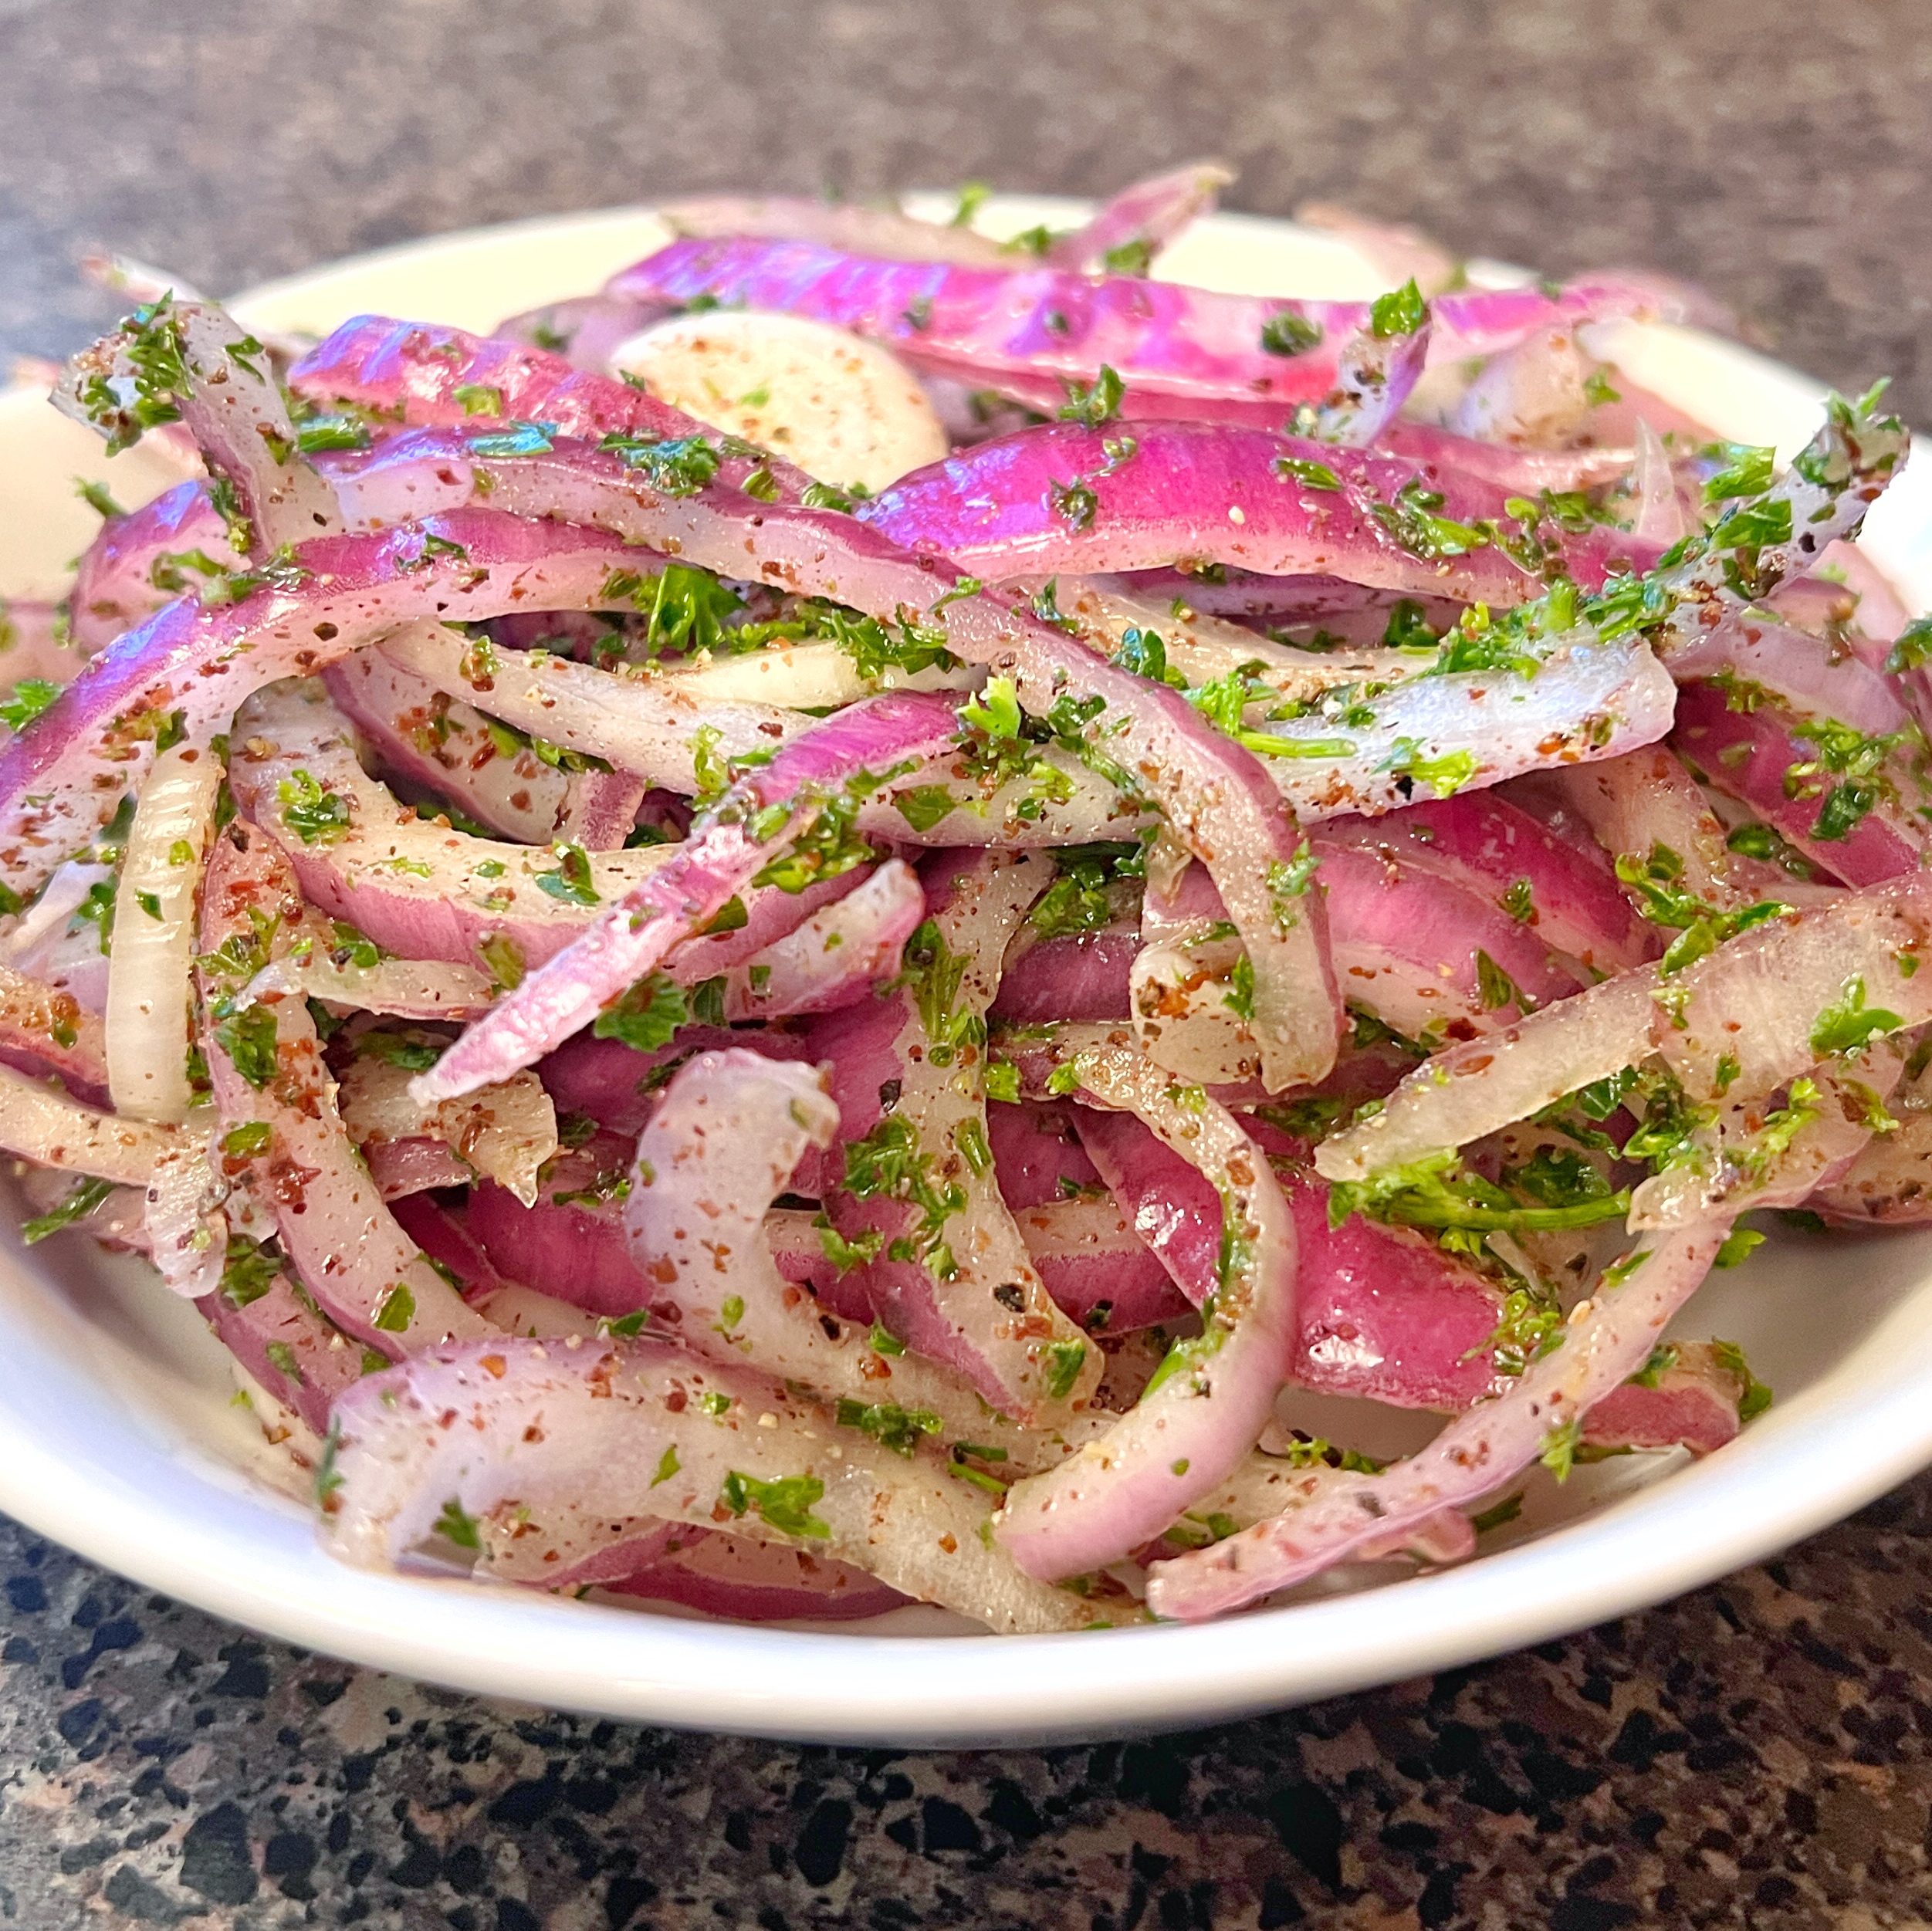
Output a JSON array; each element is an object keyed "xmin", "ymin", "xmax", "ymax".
[
  {"xmin": 218, "ymin": 1236, "xmax": 280, "ymax": 1307},
  {"xmin": 0, "ymin": 679, "xmax": 61, "ymax": 734},
  {"xmin": 1369, "ymin": 279, "xmax": 1426, "ymax": 337},
  {"xmin": 1260, "ymin": 309, "xmax": 1323, "ymax": 357},
  {"xmin": 20, "ymin": 1175, "xmax": 114, "ymax": 1245},
  {"xmin": 594, "ymin": 971, "xmax": 692, "ymax": 1053},
  {"xmin": 214, "ymin": 1004, "xmax": 279, "ymax": 1089},
  {"xmin": 535, "ymin": 840, "xmax": 600, "ymax": 907},
  {"xmin": 1057, "ymin": 364, "xmax": 1124, "ymax": 428},
  {"xmin": 1809, "ymin": 976, "xmax": 1906, "ymax": 1059},
  {"xmin": 835, "ymin": 1398, "xmax": 941, "ymax": 1456},
  {"xmin": 275, "ymin": 769, "xmax": 351, "ymax": 845},
  {"xmin": 719, "ymin": 1470, "xmax": 829, "ymax": 1539},
  {"xmin": 434, "ymin": 1498, "xmax": 482, "ymax": 1550}
]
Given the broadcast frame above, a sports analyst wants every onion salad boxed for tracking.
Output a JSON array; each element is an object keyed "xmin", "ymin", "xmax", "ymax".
[{"xmin": 0, "ymin": 167, "xmax": 1917, "ymax": 1630}]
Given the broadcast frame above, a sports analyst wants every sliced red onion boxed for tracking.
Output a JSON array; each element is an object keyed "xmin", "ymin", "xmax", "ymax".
[
  {"xmin": 990, "ymin": 924, "xmax": 1138, "ymax": 1024},
  {"xmin": 0, "ymin": 962, "xmax": 107, "ymax": 1097},
  {"xmin": 814, "ymin": 850, "xmax": 1101, "ymax": 1419},
  {"xmin": 1626, "ymin": 420, "xmax": 1690, "ymax": 549},
  {"xmin": 1671, "ymin": 612, "xmax": 1912, "ymax": 740},
  {"xmin": 1047, "ymin": 162, "xmax": 1234, "ymax": 272},
  {"xmin": 718, "ymin": 858, "xmax": 924, "ymax": 1019},
  {"xmin": 606, "ymin": 1529, "xmax": 911, "ymax": 1622},
  {"xmin": 1128, "ymin": 862, "xmax": 1260, "ymax": 1084},
  {"xmin": 859, "ymin": 422, "xmax": 1647, "ymax": 600},
  {"xmin": 1812, "ymin": 1081, "xmax": 1932, "ymax": 1225},
  {"xmin": 1176, "ymin": 1450, "xmax": 1474, "ymax": 1567},
  {"xmin": 324, "ymin": 631, "xmax": 638, "ymax": 849},
  {"xmin": 105, "ymin": 739, "xmax": 222, "ymax": 1122},
  {"xmin": 1318, "ymin": 791, "xmax": 1658, "ymax": 975},
  {"xmin": 141, "ymin": 1131, "xmax": 228, "ymax": 1298},
  {"xmin": 1057, "ymin": 577, "xmax": 1428, "ymax": 699},
  {"xmin": 1654, "ymin": 874, "xmax": 1932, "ymax": 1102},
  {"xmin": 1515, "ymin": 746, "xmax": 1812, "ymax": 914},
  {"xmin": 660, "ymin": 194, "xmax": 1013, "ymax": 266},
  {"xmin": 609, "ymin": 236, "xmax": 1660, "ymax": 420},
  {"xmin": 1314, "ymin": 836, "xmax": 1585, "ymax": 1039},
  {"xmin": 634, "ymin": 637, "xmax": 977, "ymax": 711},
  {"xmin": 995, "ymin": 1043, "xmax": 1297, "ymax": 1579},
  {"xmin": 57, "ymin": 299, "xmax": 341, "ymax": 554},
  {"xmin": 1241, "ymin": 637, "xmax": 1678, "ymax": 818},
  {"xmin": 1771, "ymin": 539, "xmax": 1910, "ymax": 663},
  {"xmin": 1146, "ymin": 1224, "xmax": 1726, "ymax": 1619},
  {"xmin": 245, "ymin": 933, "xmax": 495, "ymax": 1023},
  {"xmin": 1003, "ymin": 1195, "xmax": 1192, "ymax": 1335},
  {"xmin": 0, "ymin": 600, "xmax": 88, "ymax": 688},
  {"xmin": 76, "ymin": 252, "xmax": 313, "ymax": 367},
  {"xmin": 1672, "ymin": 679, "xmax": 1925, "ymax": 886},
  {"xmin": 466, "ymin": 1146, "xmax": 655, "ymax": 1321},
  {"xmin": 1584, "ymin": 1339, "xmax": 1748, "ymax": 1457},
  {"xmin": 764, "ymin": 1190, "xmax": 1189, "ymax": 1339},
  {"xmin": 1629, "ymin": 1049, "xmax": 1901, "ymax": 1229},
  {"xmin": 1326, "ymin": 871, "xmax": 1932, "ymax": 1183},
  {"xmin": 228, "ymin": 681, "xmax": 678, "ymax": 973},
  {"xmin": 626, "ymin": 1047, "xmax": 1063, "ymax": 1454},
  {"xmin": 411, "ymin": 692, "xmax": 969, "ymax": 1104},
  {"xmin": 1311, "ymin": 309, "xmax": 1432, "ymax": 448},
  {"xmin": 1654, "ymin": 399, "xmax": 1909, "ymax": 656},
  {"xmin": 287, "ymin": 426, "xmax": 1342, "ymax": 1086},
  {"xmin": 320, "ymin": 1335, "xmax": 1129, "ymax": 1632},
  {"xmin": 986, "ymin": 1099, "xmax": 1104, "ymax": 1206},
  {"xmin": 1314, "ymin": 970, "xmax": 1661, "ymax": 1183},
  {"xmin": 198, "ymin": 1265, "xmax": 374, "ymax": 1437},
  {"xmin": 1076, "ymin": 1105, "xmax": 1508, "ymax": 1411},
  {"xmin": 364, "ymin": 1138, "xmax": 472, "ymax": 1198},
  {"xmin": 535, "ymin": 1025, "xmax": 817, "ymax": 1138},
  {"xmin": 69, "ymin": 480, "xmax": 228, "ymax": 654},
  {"xmin": 1446, "ymin": 325, "xmax": 1608, "ymax": 449},
  {"xmin": 0, "ymin": 863, "xmax": 116, "ymax": 1028},
  {"xmin": 337, "ymin": 1047, "xmax": 556, "ymax": 1207},
  {"xmin": 0, "ymin": 508, "xmax": 652, "ymax": 901},
  {"xmin": 994, "ymin": 1018, "xmax": 1274, "ymax": 1112},
  {"xmin": 286, "ymin": 315, "xmax": 816, "ymax": 502},
  {"xmin": 197, "ymin": 820, "xmax": 490, "ymax": 1352},
  {"xmin": 492, "ymin": 294, "xmax": 678, "ymax": 374},
  {"xmin": 1380, "ymin": 421, "xmax": 1636, "ymax": 498},
  {"xmin": 0, "ymin": 1060, "xmax": 181, "ymax": 1183},
  {"xmin": 370, "ymin": 617, "xmax": 813, "ymax": 794}
]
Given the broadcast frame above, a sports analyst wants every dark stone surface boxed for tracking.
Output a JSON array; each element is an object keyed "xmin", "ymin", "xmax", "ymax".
[
  {"xmin": 6, "ymin": 0, "xmax": 1932, "ymax": 1921},
  {"xmin": 6, "ymin": 1480, "xmax": 1932, "ymax": 1929}
]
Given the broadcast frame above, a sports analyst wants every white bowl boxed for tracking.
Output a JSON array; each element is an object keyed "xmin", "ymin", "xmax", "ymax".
[{"xmin": 2, "ymin": 198, "xmax": 1930, "ymax": 1748}]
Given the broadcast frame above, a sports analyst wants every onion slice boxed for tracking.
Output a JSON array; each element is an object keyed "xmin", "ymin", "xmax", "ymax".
[
  {"xmin": 320, "ymin": 1335, "xmax": 1134, "ymax": 1633},
  {"xmin": 197, "ymin": 820, "xmax": 490, "ymax": 1353},
  {"xmin": 337, "ymin": 1047, "xmax": 557, "ymax": 1208},
  {"xmin": 625, "ymin": 1048, "xmax": 1069, "ymax": 1456},
  {"xmin": 859, "ymin": 422, "xmax": 1646, "ymax": 603},
  {"xmin": 105, "ymin": 739, "xmax": 221, "ymax": 1121},
  {"xmin": 814, "ymin": 850, "xmax": 1103, "ymax": 1419},
  {"xmin": 411, "ymin": 691, "xmax": 967, "ymax": 1103},
  {"xmin": 57, "ymin": 297, "xmax": 340, "ymax": 554},
  {"xmin": 995, "ymin": 1044, "xmax": 1297, "ymax": 1581},
  {"xmin": 0, "ymin": 1060, "xmax": 180, "ymax": 1183},
  {"xmin": 1145, "ymin": 1224, "xmax": 1726, "ymax": 1620},
  {"xmin": 286, "ymin": 314, "xmax": 816, "ymax": 502},
  {"xmin": 0, "ymin": 962, "xmax": 108, "ymax": 1096}
]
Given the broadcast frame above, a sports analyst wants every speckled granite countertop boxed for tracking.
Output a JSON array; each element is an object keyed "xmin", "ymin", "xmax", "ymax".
[{"xmin": 5, "ymin": 1, "xmax": 1932, "ymax": 1923}]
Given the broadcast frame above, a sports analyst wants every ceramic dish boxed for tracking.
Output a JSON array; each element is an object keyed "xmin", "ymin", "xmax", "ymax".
[{"xmin": 2, "ymin": 196, "xmax": 1930, "ymax": 1747}]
